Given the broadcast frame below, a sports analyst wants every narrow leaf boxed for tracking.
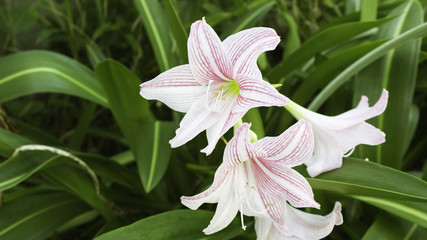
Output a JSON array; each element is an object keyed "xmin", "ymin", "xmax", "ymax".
[
  {"xmin": 308, "ymin": 158, "xmax": 427, "ymax": 201},
  {"xmin": 133, "ymin": 0, "xmax": 177, "ymax": 71},
  {"xmin": 94, "ymin": 210, "xmax": 244, "ymax": 240},
  {"xmin": 95, "ymin": 59, "xmax": 154, "ymax": 154},
  {"xmin": 0, "ymin": 192, "xmax": 90, "ymax": 240},
  {"xmin": 0, "ymin": 50, "xmax": 107, "ymax": 106},
  {"xmin": 136, "ymin": 121, "xmax": 175, "ymax": 193}
]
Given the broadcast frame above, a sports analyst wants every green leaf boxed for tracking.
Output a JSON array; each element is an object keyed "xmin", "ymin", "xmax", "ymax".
[
  {"xmin": 0, "ymin": 50, "xmax": 107, "ymax": 106},
  {"xmin": 133, "ymin": 0, "xmax": 177, "ymax": 71},
  {"xmin": 308, "ymin": 158, "xmax": 427, "ymax": 201},
  {"xmin": 94, "ymin": 210, "xmax": 244, "ymax": 240},
  {"xmin": 162, "ymin": 0, "xmax": 188, "ymax": 60},
  {"xmin": 0, "ymin": 128, "xmax": 32, "ymax": 157},
  {"xmin": 354, "ymin": 0, "xmax": 423, "ymax": 168},
  {"xmin": 136, "ymin": 121, "xmax": 175, "ymax": 193},
  {"xmin": 308, "ymin": 19, "xmax": 427, "ymax": 112},
  {"xmin": 362, "ymin": 213, "xmax": 419, "ymax": 240},
  {"xmin": 0, "ymin": 150, "xmax": 60, "ymax": 192},
  {"xmin": 42, "ymin": 164, "xmax": 116, "ymax": 220},
  {"xmin": 220, "ymin": 1, "xmax": 276, "ymax": 37},
  {"xmin": 352, "ymin": 196, "xmax": 427, "ymax": 228},
  {"xmin": 0, "ymin": 192, "xmax": 90, "ymax": 240},
  {"xmin": 0, "ymin": 148, "xmax": 115, "ymax": 220},
  {"xmin": 95, "ymin": 59, "xmax": 154, "ymax": 154},
  {"xmin": 266, "ymin": 17, "xmax": 392, "ymax": 83}
]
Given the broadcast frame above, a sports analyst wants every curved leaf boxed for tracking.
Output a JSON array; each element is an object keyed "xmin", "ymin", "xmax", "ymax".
[
  {"xmin": 137, "ymin": 121, "xmax": 175, "ymax": 193},
  {"xmin": 266, "ymin": 17, "xmax": 392, "ymax": 82},
  {"xmin": 0, "ymin": 50, "xmax": 107, "ymax": 106},
  {"xmin": 354, "ymin": 0, "xmax": 423, "ymax": 168},
  {"xmin": 94, "ymin": 210, "xmax": 244, "ymax": 240},
  {"xmin": 133, "ymin": 0, "xmax": 177, "ymax": 71},
  {"xmin": 95, "ymin": 59, "xmax": 154, "ymax": 155},
  {"xmin": 0, "ymin": 192, "xmax": 90, "ymax": 240},
  {"xmin": 308, "ymin": 158, "xmax": 427, "ymax": 201},
  {"xmin": 352, "ymin": 195, "xmax": 427, "ymax": 228}
]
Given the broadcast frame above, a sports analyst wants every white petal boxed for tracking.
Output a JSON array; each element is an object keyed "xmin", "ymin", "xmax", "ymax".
[
  {"xmin": 255, "ymin": 217, "xmax": 299, "ymax": 240},
  {"xmin": 336, "ymin": 122, "xmax": 386, "ymax": 152},
  {"xmin": 188, "ymin": 19, "xmax": 233, "ymax": 85},
  {"xmin": 284, "ymin": 202, "xmax": 343, "ymax": 240},
  {"xmin": 223, "ymin": 27, "xmax": 280, "ymax": 79},
  {"xmin": 252, "ymin": 158, "xmax": 320, "ymax": 209},
  {"xmin": 181, "ymin": 164, "xmax": 229, "ymax": 210},
  {"xmin": 306, "ymin": 131, "xmax": 343, "ymax": 177},
  {"xmin": 222, "ymin": 123, "xmax": 265, "ymax": 167},
  {"xmin": 200, "ymin": 99, "xmax": 242, "ymax": 155},
  {"xmin": 234, "ymin": 75, "xmax": 289, "ymax": 112},
  {"xmin": 203, "ymin": 174, "xmax": 240, "ymax": 234},
  {"xmin": 254, "ymin": 120, "xmax": 313, "ymax": 167},
  {"xmin": 169, "ymin": 97, "xmax": 219, "ymax": 148},
  {"xmin": 139, "ymin": 65, "xmax": 206, "ymax": 113}
]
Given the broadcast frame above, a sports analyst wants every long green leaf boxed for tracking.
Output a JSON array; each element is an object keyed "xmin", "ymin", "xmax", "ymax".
[
  {"xmin": 162, "ymin": 0, "xmax": 188, "ymax": 60},
  {"xmin": 42, "ymin": 164, "xmax": 115, "ymax": 220},
  {"xmin": 308, "ymin": 158, "xmax": 427, "ymax": 201},
  {"xmin": 0, "ymin": 192, "xmax": 90, "ymax": 240},
  {"xmin": 353, "ymin": 0, "xmax": 423, "ymax": 168},
  {"xmin": 95, "ymin": 59, "xmax": 154, "ymax": 154},
  {"xmin": 0, "ymin": 128, "xmax": 32, "ymax": 157},
  {"xmin": 308, "ymin": 20, "xmax": 427, "ymax": 111},
  {"xmin": 352, "ymin": 195, "xmax": 427, "ymax": 228},
  {"xmin": 362, "ymin": 213, "xmax": 420, "ymax": 240},
  {"xmin": 137, "ymin": 121, "xmax": 175, "ymax": 193},
  {"xmin": 0, "ymin": 151, "xmax": 60, "ymax": 192},
  {"xmin": 266, "ymin": 17, "xmax": 392, "ymax": 83},
  {"xmin": 94, "ymin": 210, "xmax": 244, "ymax": 240},
  {"xmin": 220, "ymin": 1, "xmax": 276, "ymax": 37},
  {"xmin": 133, "ymin": 0, "xmax": 176, "ymax": 71},
  {"xmin": 0, "ymin": 50, "xmax": 107, "ymax": 106}
]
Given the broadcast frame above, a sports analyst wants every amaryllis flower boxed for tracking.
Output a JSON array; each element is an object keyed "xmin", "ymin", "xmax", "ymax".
[
  {"xmin": 181, "ymin": 121, "xmax": 318, "ymax": 234},
  {"xmin": 140, "ymin": 18, "xmax": 288, "ymax": 155},
  {"xmin": 255, "ymin": 202, "xmax": 343, "ymax": 240},
  {"xmin": 285, "ymin": 89, "xmax": 388, "ymax": 177}
]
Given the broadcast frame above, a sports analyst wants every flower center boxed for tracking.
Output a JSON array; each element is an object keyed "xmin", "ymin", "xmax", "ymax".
[{"xmin": 205, "ymin": 80, "xmax": 239, "ymax": 112}]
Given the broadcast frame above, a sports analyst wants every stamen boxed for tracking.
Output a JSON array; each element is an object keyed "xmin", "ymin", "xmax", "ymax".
[
  {"xmin": 240, "ymin": 203, "xmax": 246, "ymax": 230},
  {"xmin": 205, "ymin": 80, "xmax": 214, "ymax": 107},
  {"xmin": 343, "ymin": 147, "xmax": 355, "ymax": 157}
]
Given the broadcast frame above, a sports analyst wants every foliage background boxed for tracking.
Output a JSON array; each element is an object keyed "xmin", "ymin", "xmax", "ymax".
[{"xmin": 0, "ymin": 0, "xmax": 426, "ymax": 239}]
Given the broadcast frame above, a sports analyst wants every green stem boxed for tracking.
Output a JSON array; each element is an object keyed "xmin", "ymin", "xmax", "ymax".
[{"xmin": 308, "ymin": 22, "xmax": 427, "ymax": 111}]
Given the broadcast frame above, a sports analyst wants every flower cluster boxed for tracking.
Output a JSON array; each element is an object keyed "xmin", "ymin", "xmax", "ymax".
[{"xmin": 140, "ymin": 18, "xmax": 388, "ymax": 239}]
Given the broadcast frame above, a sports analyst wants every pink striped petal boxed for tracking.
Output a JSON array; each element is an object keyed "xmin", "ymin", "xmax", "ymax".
[
  {"xmin": 252, "ymin": 158, "xmax": 320, "ymax": 209},
  {"xmin": 234, "ymin": 75, "xmax": 289, "ymax": 112},
  {"xmin": 140, "ymin": 65, "xmax": 206, "ymax": 113},
  {"xmin": 258, "ymin": 191, "xmax": 286, "ymax": 225},
  {"xmin": 169, "ymin": 97, "xmax": 219, "ymax": 148},
  {"xmin": 223, "ymin": 123, "xmax": 266, "ymax": 167},
  {"xmin": 181, "ymin": 164, "xmax": 229, "ymax": 210},
  {"xmin": 223, "ymin": 27, "xmax": 280, "ymax": 79},
  {"xmin": 283, "ymin": 202, "xmax": 343, "ymax": 239},
  {"xmin": 188, "ymin": 19, "xmax": 233, "ymax": 85},
  {"xmin": 201, "ymin": 109, "xmax": 247, "ymax": 155},
  {"xmin": 254, "ymin": 120, "xmax": 314, "ymax": 167}
]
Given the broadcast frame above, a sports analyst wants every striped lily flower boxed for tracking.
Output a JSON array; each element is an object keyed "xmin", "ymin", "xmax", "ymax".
[
  {"xmin": 285, "ymin": 89, "xmax": 389, "ymax": 177},
  {"xmin": 181, "ymin": 121, "xmax": 318, "ymax": 234},
  {"xmin": 140, "ymin": 18, "xmax": 288, "ymax": 155}
]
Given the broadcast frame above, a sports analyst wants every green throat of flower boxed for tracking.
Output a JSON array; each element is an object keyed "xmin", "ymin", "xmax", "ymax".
[{"xmin": 207, "ymin": 80, "xmax": 240, "ymax": 112}]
